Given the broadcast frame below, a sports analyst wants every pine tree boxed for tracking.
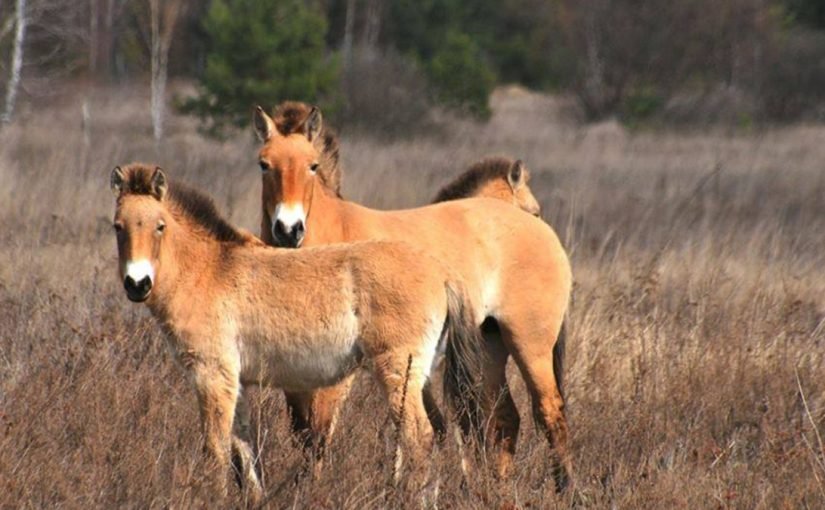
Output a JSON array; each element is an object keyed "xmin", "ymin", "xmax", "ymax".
[{"xmin": 181, "ymin": 0, "xmax": 337, "ymax": 135}]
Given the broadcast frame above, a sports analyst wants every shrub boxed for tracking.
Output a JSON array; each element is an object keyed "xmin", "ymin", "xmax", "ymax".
[
  {"xmin": 761, "ymin": 28, "xmax": 825, "ymax": 120},
  {"xmin": 338, "ymin": 48, "xmax": 432, "ymax": 136},
  {"xmin": 428, "ymin": 31, "xmax": 496, "ymax": 119}
]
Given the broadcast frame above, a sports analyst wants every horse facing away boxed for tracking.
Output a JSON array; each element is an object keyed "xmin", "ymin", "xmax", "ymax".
[
  {"xmin": 109, "ymin": 163, "xmax": 481, "ymax": 505},
  {"xmin": 431, "ymin": 155, "xmax": 541, "ymax": 217},
  {"xmin": 253, "ymin": 104, "xmax": 573, "ymax": 490}
]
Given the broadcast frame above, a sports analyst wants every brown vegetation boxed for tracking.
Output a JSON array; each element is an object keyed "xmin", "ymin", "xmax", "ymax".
[{"xmin": 1, "ymin": 86, "xmax": 824, "ymax": 508}]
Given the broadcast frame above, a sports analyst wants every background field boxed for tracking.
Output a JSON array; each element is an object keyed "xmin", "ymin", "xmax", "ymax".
[{"xmin": 1, "ymin": 86, "xmax": 824, "ymax": 508}]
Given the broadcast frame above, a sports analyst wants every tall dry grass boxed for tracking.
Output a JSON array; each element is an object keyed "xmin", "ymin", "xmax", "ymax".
[{"xmin": 1, "ymin": 85, "xmax": 824, "ymax": 508}]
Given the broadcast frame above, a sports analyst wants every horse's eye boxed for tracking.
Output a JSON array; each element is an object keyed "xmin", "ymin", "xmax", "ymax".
[
  {"xmin": 113, "ymin": 223, "xmax": 124, "ymax": 233},
  {"xmin": 259, "ymin": 161, "xmax": 269, "ymax": 172},
  {"xmin": 310, "ymin": 163, "xmax": 319, "ymax": 174},
  {"xmin": 156, "ymin": 222, "xmax": 166, "ymax": 234}
]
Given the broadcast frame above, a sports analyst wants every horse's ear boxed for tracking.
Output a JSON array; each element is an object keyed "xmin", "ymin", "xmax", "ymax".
[
  {"xmin": 303, "ymin": 106, "xmax": 323, "ymax": 142},
  {"xmin": 507, "ymin": 160, "xmax": 525, "ymax": 190},
  {"xmin": 110, "ymin": 166, "xmax": 125, "ymax": 195},
  {"xmin": 151, "ymin": 167, "xmax": 168, "ymax": 200},
  {"xmin": 253, "ymin": 106, "xmax": 276, "ymax": 141}
]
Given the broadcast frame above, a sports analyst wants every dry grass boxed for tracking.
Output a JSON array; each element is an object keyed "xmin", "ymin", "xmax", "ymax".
[{"xmin": 1, "ymin": 85, "xmax": 824, "ymax": 508}]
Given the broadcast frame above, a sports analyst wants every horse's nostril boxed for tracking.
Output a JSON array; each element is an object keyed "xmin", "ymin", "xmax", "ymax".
[
  {"xmin": 273, "ymin": 219, "xmax": 305, "ymax": 247},
  {"xmin": 124, "ymin": 275, "xmax": 153, "ymax": 301}
]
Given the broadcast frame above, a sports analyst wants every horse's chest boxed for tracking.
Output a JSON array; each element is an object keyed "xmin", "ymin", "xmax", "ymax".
[{"xmin": 238, "ymin": 312, "xmax": 362, "ymax": 391}]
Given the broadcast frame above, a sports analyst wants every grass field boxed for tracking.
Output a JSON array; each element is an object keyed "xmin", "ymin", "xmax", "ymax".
[{"xmin": 1, "ymin": 86, "xmax": 824, "ymax": 508}]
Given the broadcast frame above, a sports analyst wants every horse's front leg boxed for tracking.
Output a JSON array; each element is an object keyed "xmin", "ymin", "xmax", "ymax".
[
  {"xmin": 192, "ymin": 362, "xmax": 262, "ymax": 505},
  {"xmin": 231, "ymin": 389, "xmax": 263, "ymax": 506}
]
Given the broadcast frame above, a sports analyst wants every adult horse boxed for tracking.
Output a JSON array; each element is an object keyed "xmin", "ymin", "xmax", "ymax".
[
  {"xmin": 253, "ymin": 103, "xmax": 573, "ymax": 490},
  {"xmin": 110, "ymin": 163, "xmax": 482, "ymax": 504}
]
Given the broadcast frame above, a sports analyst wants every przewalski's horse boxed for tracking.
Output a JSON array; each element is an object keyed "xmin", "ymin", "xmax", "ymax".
[
  {"xmin": 253, "ymin": 104, "xmax": 573, "ymax": 490},
  {"xmin": 432, "ymin": 155, "xmax": 541, "ymax": 217},
  {"xmin": 110, "ymin": 163, "xmax": 480, "ymax": 504}
]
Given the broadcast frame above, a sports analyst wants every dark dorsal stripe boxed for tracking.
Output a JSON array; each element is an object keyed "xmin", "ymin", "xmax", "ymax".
[
  {"xmin": 118, "ymin": 164, "xmax": 247, "ymax": 244},
  {"xmin": 432, "ymin": 156, "xmax": 516, "ymax": 203}
]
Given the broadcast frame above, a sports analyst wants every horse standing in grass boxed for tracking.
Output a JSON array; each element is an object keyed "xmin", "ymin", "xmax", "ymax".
[
  {"xmin": 253, "ymin": 103, "xmax": 573, "ymax": 490},
  {"xmin": 109, "ymin": 163, "xmax": 481, "ymax": 505}
]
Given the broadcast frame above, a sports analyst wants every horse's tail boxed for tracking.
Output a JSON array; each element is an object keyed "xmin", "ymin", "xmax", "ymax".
[
  {"xmin": 554, "ymin": 319, "xmax": 567, "ymax": 401},
  {"xmin": 442, "ymin": 282, "xmax": 485, "ymax": 433}
]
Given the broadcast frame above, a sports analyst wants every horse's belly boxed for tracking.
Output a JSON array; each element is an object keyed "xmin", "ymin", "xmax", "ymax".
[{"xmin": 239, "ymin": 319, "xmax": 362, "ymax": 391}]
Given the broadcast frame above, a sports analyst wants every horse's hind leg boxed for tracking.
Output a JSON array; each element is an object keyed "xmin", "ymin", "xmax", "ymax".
[
  {"xmin": 478, "ymin": 319, "xmax": 521, "ymax": 479},
  {"xmin": 423, "ymin": 380, "xmax": 446, "ymax": 440},
  {"xmin": 283, "ymin": 391, "xmax": 313, "ymax": 450},
  {"xmin": 501, "ymin": 321, "xmax": 572, "ymax": 492}
]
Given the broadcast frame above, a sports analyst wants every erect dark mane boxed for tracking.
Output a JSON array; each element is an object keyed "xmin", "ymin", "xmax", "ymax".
[
  {"xmin": 118, "ymin": 164, "xmax": 247, "ymax": 244},
  {"xmin": 432, "ymin": 156, "xmax": 517, "ymax": 203},
  {"xmin": 271, "ymin": 101, "xmax": 342, "ymax": 197},
  {"xmin": 167, "ymin": 183, "xmax": 248, "ymax": 244}
]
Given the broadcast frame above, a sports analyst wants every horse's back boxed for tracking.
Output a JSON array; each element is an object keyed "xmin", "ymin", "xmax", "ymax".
[
  {"xmin": 379, "ymin": 198, "xmax": 570, "ymax": 316},
  {"xmin": 306, "ymin": 196, "xmax": 569, "ymax": 323}
]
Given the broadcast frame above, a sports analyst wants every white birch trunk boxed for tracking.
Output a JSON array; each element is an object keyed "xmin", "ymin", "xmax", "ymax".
[
  {"xmin": 2, "ymin": 0, "xmax": 26, "ymax": 124},
  {"xmin": 150, "ymin": 0, "xmax": 183, "ymax": 143},
  {"xmin": 150, "ymin": 0, "xmax": 164, "ymax": 142}
]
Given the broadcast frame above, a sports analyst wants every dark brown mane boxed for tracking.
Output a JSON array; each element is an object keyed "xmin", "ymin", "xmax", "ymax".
[
  {"xmin": 271, "ymin": 101, "xmax": 342, "ymax": 196},
  {"xmin": 118, "ymin": 164, "xmax": 247, "ymax": 244},
  {"xmin": 432, "ymin": 156, "xmax": 517, "ymax": 203}
]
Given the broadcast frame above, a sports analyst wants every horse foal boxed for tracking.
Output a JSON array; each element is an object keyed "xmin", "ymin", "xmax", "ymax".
[{"xmin": 110, "ymin": 163, "xmax": 478, "ymax": 504}]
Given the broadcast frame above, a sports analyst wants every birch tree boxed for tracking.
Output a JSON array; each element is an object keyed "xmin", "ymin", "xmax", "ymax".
[
  {"xmin": 149, "ymin": 0, "xmax": 184, "ymax": 142},
  {"xmin": 2, "ymin": 0, "xmax": 27, "ymax": 124}
]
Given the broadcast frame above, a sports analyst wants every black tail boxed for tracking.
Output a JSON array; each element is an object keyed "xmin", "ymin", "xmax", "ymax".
[
  {"xmin": 553, "ymin": 320, "xmax": 567, "ymax": 400},
  {"xmin": 442, "ymin": 282, "xmax": 485, "ymax": 435}
]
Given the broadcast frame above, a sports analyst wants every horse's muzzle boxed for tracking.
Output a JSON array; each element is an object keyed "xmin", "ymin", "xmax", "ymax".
[
  {"xmin": 272, "ymin": 219, "xmax": 305, "ymax": 248},
  {"xmin": 124, "ymin": 274, "xmax": 152, "ymax": 302}
]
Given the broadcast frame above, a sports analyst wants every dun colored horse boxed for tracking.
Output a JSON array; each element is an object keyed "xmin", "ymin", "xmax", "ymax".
[
  {"xmin": 253, "ymin": 103, "xmax": 573, "ymax": 490},
  {"xmin": 431, "ymin": 155, "xmax": 541, "ymax": 217},
  {"xmin": 110, "ymin": 163, "xmax": 481, "ymax": 504}
]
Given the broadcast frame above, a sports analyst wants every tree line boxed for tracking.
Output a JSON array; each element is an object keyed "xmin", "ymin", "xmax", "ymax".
[{"xmin": 1, "ymin": 0, "xmax": 823, "ymax": 133}]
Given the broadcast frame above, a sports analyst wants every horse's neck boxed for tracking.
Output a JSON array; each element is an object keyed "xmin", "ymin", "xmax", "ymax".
[
  {"xmin": 147, "ymin": 228, "xmax": 225, "ymax": 323},
  {"xmin": 306, "ymin": 185, "xmax": 351, "ymax": 244}
]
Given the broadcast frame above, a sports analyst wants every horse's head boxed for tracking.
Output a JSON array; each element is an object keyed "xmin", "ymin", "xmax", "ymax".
[
  {"xmin": 495, "ymin": 160, "xmax": 541, "ymax": 217},
  {"xmin": 433, "ymin": 157, "xmax": 542, "ymax": 217},
  {"xmin": 110, "ymin": 165, "xmax": 170, "ymax": 302},
  {"xmin": 253, "ymin": 105, "xmax": 324, "ymax": 248}
]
